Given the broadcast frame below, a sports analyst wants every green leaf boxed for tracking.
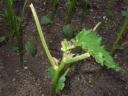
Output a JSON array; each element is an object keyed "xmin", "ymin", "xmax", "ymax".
[
  {"xmin": 40, "ymin": 16, "xmax": 52, "ymax": 25},
  {"xmin": 121, "ymin": 8, "xmax": 128, "ymax": 17},
  {"xmin": 0, "ymin": 36, "xmax": 6, "ymax": 43},
  {"xmin": 106, "ymin": 9, "xmax": 113, "ymax": 17},
  {"xmin": 25, "ymin": 40, "xmax": 37, "ymax": 56},
  {"xmin": 47, "ymin": 67, "xmax": 56, "ymax": 79},
  {"xmin": 76, "ymin": 29, "xmax": 123, "ymax": 72},
  {"xmin": 63, "ymin": 24, "xmax": 73, "ymax": 40},
  {"xmin": 57, "ymin": 76, "xmax": 66, "ymax": 90}
]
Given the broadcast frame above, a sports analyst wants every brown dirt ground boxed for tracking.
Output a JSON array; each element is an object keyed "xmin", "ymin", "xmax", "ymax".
[{"xmin": 0, "ymin": 0, "xmax": 128, "ymax": 96}]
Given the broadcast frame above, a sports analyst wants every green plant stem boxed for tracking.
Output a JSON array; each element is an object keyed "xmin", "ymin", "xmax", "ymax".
[
  {"xmin": 19, "ymin": 0, "xmax": 28, "ymax": 65},
  {"xmin": 63, "ymin": 52, "xmax": 90, "ymax": 77},
  {"xmin": 63, "ymin": 53, "xmax": 90, "ymax": 64},
  {"xmin": 6, "ymin": 0, "xmax": 14, "ymax": 25},
  {"xmin": 51, "ymin": 52, "xmax": 90, "ymax": 96},
  {"xmin": 63, "ymin": 67, "xmax": 70, "ymax": 77},
  {"xmin": 51, "ymin": 59, "xmax": 65, "ymax": 96},
  {"xmin": 30, "ymin": 3, "xmax": 56, "ymax": 68},
  {"xmin": 111, "ymin": 17, "xmax": 128, "ymax": 54},
  {"xmin": 66, "ymin": 0, "xmax": 76, "ymax": 24}
]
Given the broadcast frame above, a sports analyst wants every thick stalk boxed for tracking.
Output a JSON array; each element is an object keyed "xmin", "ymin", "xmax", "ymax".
[
  {"xmin": 30, "ymin": 4, "xmax": 56, "ymax": 68},
  {"xmin": 63, "ymin": 53, "xmax": 90, "ymax": 64},
  {"xmin": 51, "ymin": 60, "xmax": 65, "ymax": 96},
  {"xmin": 63, "ymin": 52, "xmax": 90, "ymax": 77},
  {"xmin": 111, "ymin": 17, "xmax": 128, "ymax": 54}
]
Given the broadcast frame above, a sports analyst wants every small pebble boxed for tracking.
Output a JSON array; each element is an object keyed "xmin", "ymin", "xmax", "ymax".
[
  {"xmin": 90, "ymin": 85, "xmax": 93, "ymax": 88},
  {"xmin": 62, "ymin": 95, "xmax": 68, "ymax": 96},
  {"xmin": 12, "ymin": 78, "xmax": 16, "ymax": 82},
  {"xmin": 16, "ymin": 70, "xmax": 19, "ymax": 73},
  {"xmin": 114, "ymin": 54, "xmax": 118, "ymax": 59},
  {"xmin": 24, "ymin": 66, "xmax": 28, "ymax": 70},
  {"xmin": 89, "ymin": 80, "xmax": 92, "ymax": 83}
]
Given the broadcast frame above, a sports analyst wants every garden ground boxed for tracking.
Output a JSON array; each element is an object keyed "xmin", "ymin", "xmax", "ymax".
[{"xmin": 0, "ymin": 0, "xmax": 128, "ymax": 96}]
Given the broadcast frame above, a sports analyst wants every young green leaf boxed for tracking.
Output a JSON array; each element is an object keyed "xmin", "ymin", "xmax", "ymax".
[
  {"xmin": 56, "ymin": 76, "xmax": 66, "ymax": 90},
  {"xmin": 48, "ymin": 67, "xmax": 56, "ymax": 79},
  {"xmin": 63, "ymin": 24, "xmax": 73, "ymax": 40},
  {"xmin": 25, "ymin": 40, "xmax": 37, "ymax": 56},
  {"xmin": 76, "ymin": 29, "xmax": 123, "ymax": 72},
  {"xmin": 41, "ymin": 16, "xmax": 52, "ymax": 25}
]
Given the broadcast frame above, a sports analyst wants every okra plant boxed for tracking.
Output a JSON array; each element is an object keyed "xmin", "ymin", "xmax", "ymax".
[{"xmin": 30, "ymin": 3, "xmax": 123, "ymax": 96}]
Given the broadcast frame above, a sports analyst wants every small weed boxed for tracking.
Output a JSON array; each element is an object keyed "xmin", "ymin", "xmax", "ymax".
[{"xmin": 25, "ymin": 40, "xmax": 37, "ymax": 57}]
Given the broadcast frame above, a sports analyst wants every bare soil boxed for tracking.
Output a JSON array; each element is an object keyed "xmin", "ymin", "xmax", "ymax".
[{"xmin": 0, "ymin": 0, "xmax": 128, "ymax": 96}]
